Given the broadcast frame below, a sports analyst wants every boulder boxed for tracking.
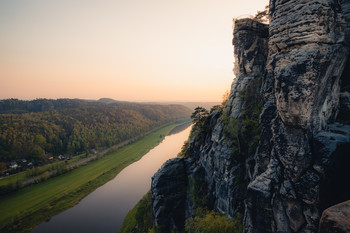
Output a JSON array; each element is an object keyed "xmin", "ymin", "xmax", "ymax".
[{"xmin": 319, "ymin": 200, "xmax": 350, "ymax": 233}]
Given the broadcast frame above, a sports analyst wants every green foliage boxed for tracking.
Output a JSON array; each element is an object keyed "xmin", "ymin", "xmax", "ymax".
[
  {"xmin": 209, "ymin": 105, "xmax": 222, "ymax": 114},
  {"xmin": 25, "ymin": 162, "xmax": 66, "ymax": 178},
  {"xmin": 34, "ymin": 135, "xmax": 46, "ymax": 146},
  {"xmin": 191, "ymin": 107, "xmax": 209, "ymax": 126},
  {"xmin": 0, "ymin": 179, "xmax": 24, "ymax": 196},
  {"xmin": 241, "ymin": 118, "xmax": 260, "ymax": 155},
  {"xmin": 188, "ymin": 176, "xmax": 207, "ymax": 208},
  {"xmin": 185, "ymin": 210, "xmax": 243, "ymax": 233},
  {"xmin": 135, "ymin": 192, "xmax": 153, "ymax": 231},
  {"xmin": 0, "ymin": 99, "xmax": 191, "ymax": 166},
  {"xmin": 220, "ymin": 78, "xmax": 263, "ymax": 158},
  {"xmin": 181, "ymin": 105, "xmax": 222, "ymax": 159},
  {"xmin": 29, "ymin": 146, "xmax": 45, "ymax": 159},
  {"xmin": 221, "ymin": 112, "xmax": 240, "ymax": 154},
  {"xmin": 119, "ymin": 191, "xmax": 153, "ymax": 233},
  {"xmin": 177, "ymin": 140, "xmax": 189, "ymax": 157},
  {"xmin": 41, "ymin": 171, "xmax": 50, "ymax": 182},
  {"xmin": 187, "ymin": 107, "xmax": 212, "ymax": 149}
]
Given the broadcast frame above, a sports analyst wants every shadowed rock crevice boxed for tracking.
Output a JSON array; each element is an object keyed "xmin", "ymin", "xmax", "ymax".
[
  {"xmin": 318, "ymin": 136, "xmax": 350, "ymax": 212},
  {"xmin": 339, "ymin": 55, "xmax": 350, "ymax": 93}
]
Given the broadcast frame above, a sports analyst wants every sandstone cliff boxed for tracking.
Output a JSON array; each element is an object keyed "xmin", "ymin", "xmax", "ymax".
[{"xmin": 151, "ymin": 1, "xmax": 350, "ymax": 232}]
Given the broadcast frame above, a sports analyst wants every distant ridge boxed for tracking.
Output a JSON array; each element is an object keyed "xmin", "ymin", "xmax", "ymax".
[
  {"xmin": 0, "ymin": 98, "xmax": 191, "ymax": 114},
  {"xmin": 97, "ymin": 98, "xmax": 121, "ymax": 104},
  {"xmin": 96, "ymin": 98, "xmax": 220, "ymax": 110},
  {"xmin": 80, "ymin": 98, "xmax": 220, "ymax": 110},
  {"xmin": 143, "ymin": 102, "xmax": 220, "ymax": 111},
  {"xmin": 0, "ymin": 98, "xmax": 218, "ymax": 114}
]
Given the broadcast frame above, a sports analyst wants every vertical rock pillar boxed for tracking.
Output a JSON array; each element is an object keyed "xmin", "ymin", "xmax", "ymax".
[{"xmin": 245, "ymin": 0, "xmax": 350, "ymax": 232}]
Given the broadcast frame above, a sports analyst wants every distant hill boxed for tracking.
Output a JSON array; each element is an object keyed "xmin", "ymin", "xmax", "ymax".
[
  {"xmin": 95, "ymin": 98, "xmax": 221, "ymax": 111},
  {"xmin": 0, "ymin": 98, "xmax": 191, "ymax": 167},
  {"xmin": 144, "ymin": 101, "xmax": 221, "ymax": 111},
  {"xmin": 97, "ymin": 98, "xmax": 121, "ymax": 104}
]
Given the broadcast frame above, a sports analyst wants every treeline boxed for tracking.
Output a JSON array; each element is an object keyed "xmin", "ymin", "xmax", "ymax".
[
  {"xmin": 0, "ymin": 98, "xmax": 88, "ymax": 114},
  {"xmin": 0, "ymin": 99, "xmax": 191, "ymax": 166}
]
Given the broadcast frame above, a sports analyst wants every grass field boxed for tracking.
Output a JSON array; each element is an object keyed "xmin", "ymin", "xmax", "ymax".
[
  {"xmin": 0, "ymin": 123, "xmax": 179, "ymax": 233},
  {"xmin": 0, "ymin": 172, "xmax": 27, "ymax": 186},
  {"xmin": 0, "ymin": 153, "xmax": 87, "ymax": 187}
]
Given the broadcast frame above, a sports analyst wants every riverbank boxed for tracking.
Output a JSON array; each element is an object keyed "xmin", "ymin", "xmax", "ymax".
[
  {"xmin": 0, "ymin": 123, "xmax": 182, "ymax": 233},
  {"xmin": 0, "ymin": 119, "xmax": 189, "ymax": 188},
  {"xmin": 119, "ymin": 191, "xmax": 153, "ymax": 233},
  {"xmin": 168, "ymin": 121, "xmax": 192, "ymax": 135}
]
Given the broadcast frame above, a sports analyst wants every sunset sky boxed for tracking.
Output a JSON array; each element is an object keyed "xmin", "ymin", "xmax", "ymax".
[{"xmin": 0, "ymin": 0, "xmax": 268, "ymax": 102}]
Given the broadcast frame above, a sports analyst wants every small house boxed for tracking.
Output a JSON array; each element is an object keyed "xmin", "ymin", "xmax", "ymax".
[
  {"xmin": 9, "ymin": 162, "xmax": 18, "ymax": 169},
  {"xmin": 90, "ymin": 149, "xmax": 97, "ymax": 154}
]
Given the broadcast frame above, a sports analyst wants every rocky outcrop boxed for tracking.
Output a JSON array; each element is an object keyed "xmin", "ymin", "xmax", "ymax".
[
  {"xmin": 230, "ymin": 19, "xmax": 269, "ymax": 118},
  {"xmin": 269, "ymin": 0, "xmax": 349, "ymax": 132},
  {"xmin": 245, "ymin": 0, "xmax": 350, "ymax": 232},
  {"xmin": 151, "ymin": 18, "xmax": 268, "ymax": 232},
  {"xmin": 151, "ymin": 158, "xmax": 187, "ymax": 232},
  {"xmin": 319, "ymin": 200, "xmax": 350, "ymax": 233},
  {"xmin": 151, "ymin": 1, "xmax": 350, "ymax": 232}
]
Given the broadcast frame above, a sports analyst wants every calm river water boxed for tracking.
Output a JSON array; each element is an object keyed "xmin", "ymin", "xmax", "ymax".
[{"xmin": 32, "ymin": 125, "xmax": 192, "ymax": 233}]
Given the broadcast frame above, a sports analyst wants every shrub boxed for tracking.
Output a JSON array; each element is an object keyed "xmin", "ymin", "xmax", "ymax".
[
  {"xmin": 188, "ymin": 176, "xmax": 207, "ymax": 208},
  {"xmin": 185, "ymin": 210, "xmax": 243, "ymax": 233},
  {"xmin": 220, "ymin": 77, "xmax": 263, "ymax": 158},
  {"xmin": 119, "ymin": 191, "xmax": 153, "ymax": 233}
]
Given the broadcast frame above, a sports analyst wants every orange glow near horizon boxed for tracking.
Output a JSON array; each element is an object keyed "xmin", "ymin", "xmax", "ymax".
[{"xmin": 0, "ymin": 0, "xmax": 268, "ymax": 102}]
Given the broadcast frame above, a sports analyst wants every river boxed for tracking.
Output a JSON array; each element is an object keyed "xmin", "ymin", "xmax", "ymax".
[{"xmin": 32, "ymin": 125, "xmax": 192, "ymax": 233}]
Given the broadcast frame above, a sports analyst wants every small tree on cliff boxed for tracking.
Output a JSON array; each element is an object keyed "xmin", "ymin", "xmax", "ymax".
[{"xmin": 191, "ymin": 107, "xmax": 209, "ymax": 126}]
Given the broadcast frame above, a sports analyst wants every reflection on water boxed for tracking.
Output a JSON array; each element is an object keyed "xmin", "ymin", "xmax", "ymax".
[{"xmin": 32, "ymin": 125, "xmax": 192, "ymax": 233}]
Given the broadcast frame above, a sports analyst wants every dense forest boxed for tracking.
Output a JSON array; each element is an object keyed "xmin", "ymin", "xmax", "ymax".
[{"xmin": 0, "ymin": 99, "xmax": 191, "ymax": 169}]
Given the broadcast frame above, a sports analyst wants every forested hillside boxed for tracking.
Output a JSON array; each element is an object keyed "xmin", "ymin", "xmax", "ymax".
[{"xmin": 0, "ymin": 99, "xmax": 191, "ymax": 168}]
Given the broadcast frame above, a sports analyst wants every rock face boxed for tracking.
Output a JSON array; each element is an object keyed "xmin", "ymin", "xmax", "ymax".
[
  {"xmin": 151, "ymin": 158, "xmax": 187, "ymax": 232},
  {"xmin": 151, "ymin": 1, "xmax": 350, "ymax": 232},
  {"xmin": 269, "ymin": 0, "xmax": 348, "ymax": 132},
  {"xmin": 245, "ymin": 0, "xmax": 350, "ymax": 232},
  {"xmin": 151, "ymin": 18, "xmax": 268, "ymax": 233},
  {"xmin": 230, "ymin": 19, "xmax": 269, "ymax": 119},
  {"xmin": 319, "ymin": 200, "xmax": 350, "ymax": 233}
]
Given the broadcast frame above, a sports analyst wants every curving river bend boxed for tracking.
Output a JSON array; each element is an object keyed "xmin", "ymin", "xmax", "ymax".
[{"xmin": 32, "ymin": 125, "xmax": 192, "ymax": 233}]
